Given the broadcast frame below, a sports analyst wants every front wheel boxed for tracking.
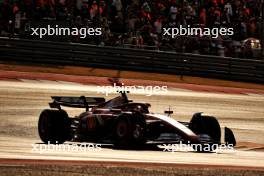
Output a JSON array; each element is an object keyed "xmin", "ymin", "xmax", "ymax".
[{"xmin": 189, "ymin": 112, "xmax": 221, "ymax": 152}]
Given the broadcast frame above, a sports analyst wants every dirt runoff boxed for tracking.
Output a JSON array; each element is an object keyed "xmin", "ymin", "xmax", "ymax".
[{"xmin": 0, "ymin": 62, "xmax": 264, "ymax": 90}]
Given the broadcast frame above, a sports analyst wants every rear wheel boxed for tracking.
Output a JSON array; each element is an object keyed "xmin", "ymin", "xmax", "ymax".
[
  {"xmin": 38, "ymin": 109, "xmax": 71, "ymax": 144},
  {"xmin": 131, "ymin": 112, "xmax": 147, "ymax": 147},
  {"xmin": 189, "ymin": 112, "xmax": 221, "ymax": 152},
  {"xmin": 114, "ymin": 113, "xmax": 146, "ymax": 148},
  {"xmin": 114, "ymin": 115, "xmax": 132, "ymax": 148}
]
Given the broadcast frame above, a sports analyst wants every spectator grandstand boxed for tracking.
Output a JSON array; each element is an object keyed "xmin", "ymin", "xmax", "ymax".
[{"xmin": 0, "ymin": 0, "xmax": 263, "ymax": 58}]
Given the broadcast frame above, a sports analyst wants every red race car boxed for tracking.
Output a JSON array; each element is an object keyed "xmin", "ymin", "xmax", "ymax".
[{"xmin": 38, "ymin": 92, "xmax": 236, "ymax": 152}]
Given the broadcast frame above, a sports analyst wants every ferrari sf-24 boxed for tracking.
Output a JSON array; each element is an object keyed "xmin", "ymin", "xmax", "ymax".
[{"xmin": 38, "ymin": 92, "xmax": 236, "ymax": 152}]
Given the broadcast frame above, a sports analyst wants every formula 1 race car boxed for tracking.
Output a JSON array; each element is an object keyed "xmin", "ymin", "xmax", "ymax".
[{"xmin": 38, "ymin": 92, "xmax": 236, "ymax": 152}]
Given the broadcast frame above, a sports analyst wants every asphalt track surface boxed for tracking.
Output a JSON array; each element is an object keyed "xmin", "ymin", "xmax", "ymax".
[{"xmin": 0, "ymin": 74, "xmax": 264, "ymax": 169}]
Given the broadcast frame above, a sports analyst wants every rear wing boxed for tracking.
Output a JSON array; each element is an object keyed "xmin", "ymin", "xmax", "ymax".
[{"xmin": 49, "ymin": 96, "xmax": 105, "ymax": 110}]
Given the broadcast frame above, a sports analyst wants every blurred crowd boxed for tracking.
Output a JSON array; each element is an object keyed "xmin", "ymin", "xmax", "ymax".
[{"xmin": 0, "ymin": 0, "xmax": 263, "ymax": 58}]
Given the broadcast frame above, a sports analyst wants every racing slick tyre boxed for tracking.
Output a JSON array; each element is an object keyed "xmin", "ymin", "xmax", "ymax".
[
  {"xmin": 113, "ymin": 113, "xmax": 146, "ymax": 149},
  {"xmin": 131, "ymin": 112, "xmax": 147, "ymax": 147},
  {"xmin": 113, "ymin": 115, "xmax": 132, "ymax": 148},
  {"xmin": 189, "ymin": 112, "xmax": 221, "ymax": 152},
  {"xmin": 38, "ymin": 109, "xmax": 71, "ymax": 144}
]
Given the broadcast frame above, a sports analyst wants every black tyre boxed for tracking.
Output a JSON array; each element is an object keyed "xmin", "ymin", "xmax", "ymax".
[
  {"xmin": 113, "ymin": 115, "xmax": 132, "ymax": 148},
  {"xmin": 131, "ymin": 112, "xmax": 147, "ymax": 147},
  {"xmin": 189, "ymin": 112, "xmax": 221, "ymax": 152},
  {"xmin": 38, "ymin": 109, "xmax": 71, "ymax": 144},
  {"xmin": 113, "ymin": 113, "xmax": 146, "ymax": 148}
]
